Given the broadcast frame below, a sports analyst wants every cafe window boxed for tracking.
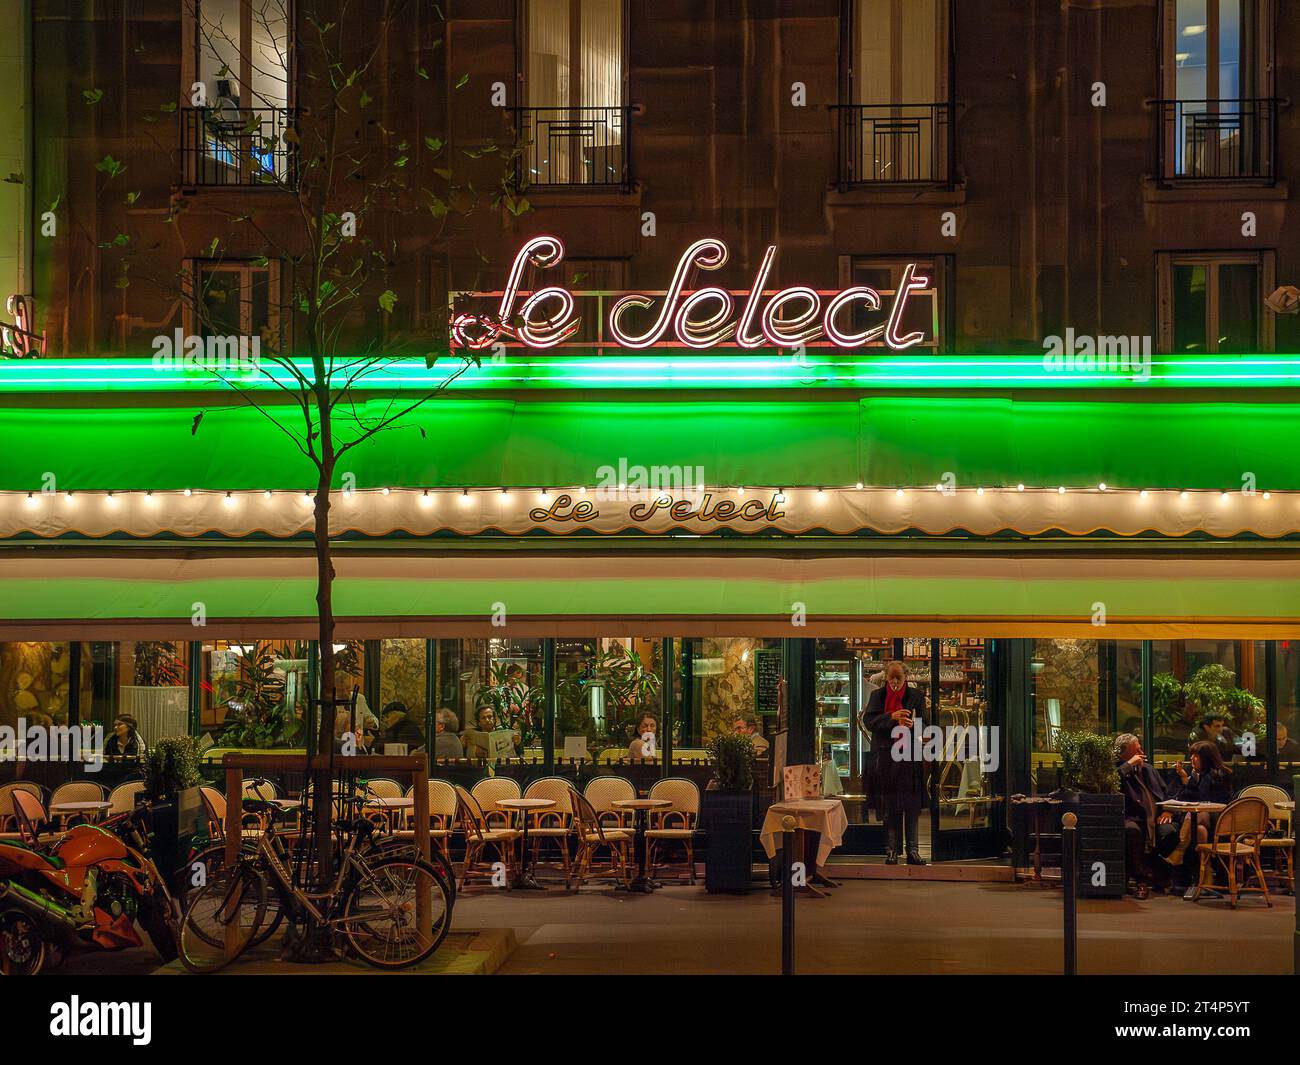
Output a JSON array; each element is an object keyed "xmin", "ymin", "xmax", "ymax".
[
  {"xmin": 379, "ymin": 639, "xmax": 427, "ymax": 720},
  {"xmin": 119, "ymin": 641, "xmax": 192, "ymax": 743},
  {"xmin": 200, "ymin": 639, "xmax": 310, "ymax": 748},
  {"xmin": 1158, "ymin": 252, "xmax": 1271, "ymax": 353},
  {"xmin": 0, "ymin": 642, "xmax": 75, "ymax": 730},
  {"xmin": 842, "ymin": 256, "xmax": 948, "ymax": 353},
  {"xmin": 1030, "ymin": 639, "xmax": 1104, "ymax": 756},
  {"xmin": 555, "ymin": 637, "xmax": 663, "ymax": 763},
  {"xmin": 437, "ymin": 638, "xmax": 544, "ymax": 760},
  {"xmin": 1148, "ymin": 640, "xmax": 1261, "ymax": 762}
]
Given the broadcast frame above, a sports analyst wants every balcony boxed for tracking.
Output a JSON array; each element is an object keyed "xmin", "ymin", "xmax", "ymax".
[
  {"xmin": 511, "ymin": 106, "xmax": 630, "ymax": 191},
  {"xmin": 832, "ymin": 102, "xmax": 953, "ymax": 188},
  {"xmin": 1157, "ymin": 98, "xmax": 1278, "ymax": 183},
  {"xmin": 180, "ymin": 106, "xmax": 297, "ymax": 189}
]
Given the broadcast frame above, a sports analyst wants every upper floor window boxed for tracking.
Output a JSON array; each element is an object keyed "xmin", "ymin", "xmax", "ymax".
[
  {"xmin": 1158, "ymin": 251, "xmax": 1272, "ymax": 353},
  {"xmin": 517, "ymin": 0, "xmax": 628, "ymax": 189},
  {"xmin": 836, "ymin": 0, "xmax": 952, "ymax": 186},
  {"xmin": 1159, "ymin": 0, "xmax": 1276, "ymax": 181},
  {"xmin": 842, "ymin": 256, "xmax": 949, "ymax": 354},
  {"xmin": 183, "ymin": 0, "xmax": 294, "ymax": 187}
]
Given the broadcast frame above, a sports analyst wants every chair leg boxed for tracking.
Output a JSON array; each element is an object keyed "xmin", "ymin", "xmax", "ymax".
[
  {"xmin": 1253, "ymin": 853, "xmax": 1272, "ymax": 907},
  {"xmin": 688, "ymin": 839, "xmax": 697, "ymax": 884}
]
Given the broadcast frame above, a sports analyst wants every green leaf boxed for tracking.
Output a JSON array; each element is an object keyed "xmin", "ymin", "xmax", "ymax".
[
  {"xmin": 191, "ymin": 412, "xmax": 204, "ymax": 435},
  {"xmin": 124, "ymin": 190, "xmax": 141, "ymax": 205},
  {"xmin": 82, "ymin": 88, "xmax": 103, "ymax": 105},
  {"xmin": 207, "ymin": 237, "xmax": 219, "ymax": 257},
  {"xmin": 454, "ymin": 73, "xmax": 469, "ymax": 90},
  {"xmin": 94, "ymin": 154, "xmax": 125, "ymax": 178},
  {"xmin": 251, "ymin": 255, "xmax": 270, "ymax": 268},
  {"xmin": 159, "ymin": 101, "xmax": 178, "ymax": 114},
  {"xmin": 424, "ymin": 136, "xmax": 444, "ymax": 154},
  {"xmin": 359, "ymin": 89, "xmax": 373, "ymax": 108},
  {"xmin": 393, "ymin": 155, "xmax": 408, "ymax": 168},
  {"xmin": 378, "ymin": 289, "xmax": 398, "ymax": 313},
  {"xmin": 427, "ymin": 194, "xmax": 448, "ymax": 219},
  {"xmin": 416, "ymin": 67, "xmax": 429, "ymax": 79},
  {"xmin": 505, "ymin": 194, "xmax": 531, "ymax": 217},
  {"xmin": 432, "ymin": 167, "xmax": 452, "ymax": 180}
]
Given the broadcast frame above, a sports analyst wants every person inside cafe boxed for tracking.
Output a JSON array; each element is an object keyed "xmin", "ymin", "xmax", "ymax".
[
  {"xmin": 434, "ymin": 708, "xmax": 464, "ymax": 760},
  {"xmin": 864, "ymin": 660, "xmax": 928, "ymax": 866},
  {"xmin": 1191, "ymin": 713, "xmax": 1236, "ymax": 759},
  {"xmin": 1165, "ymin": 739, "xmax": 1232, "ymax": 898},
  {"xmin": 628, "ymin": 712, "xmax": 658, "ymax": 762},
  {"xmin": 1114, "ymin": 732, "xmax": 1177, "ymax": 899},
  {"xmin": 379, "ymin": 700, "xmax": 425, "ymax": 751},
  {"xmin": 334, "ymin": 707, "xmax": 378, "ymax": 754},
  {"xmin": 104, "ymin": 713, "xmax": 146, "ymax": 758},
  {"xmin": 1275, "ymin": 720, "xmax": 1300, "ymax": 761},
  {"xmin": 733, "ymin": 713, "xmax": 770, "ymax": 757},
  {"xmin": 462, "ymin": 705, "xmax": 522, "ymax": 759}
]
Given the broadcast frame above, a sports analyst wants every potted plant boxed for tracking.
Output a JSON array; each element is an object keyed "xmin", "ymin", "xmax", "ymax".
[
  {"xmin": 119, "ymin": 641, "xmax": 190, "ymax": 744},
  {"xmin": 143, "ymin": 735, "xmax": 206, "ymax": 889},
  {"xmin": 702, "ymin": 733, "xmax": 756, "ymax": 893},
  {"xmin": 1150, "ymin": 672, "xmax": 1183, "ymax": 726},
  {"xmin": 216, "ymin": 641, "xmax": 299, "ymax": 749},
  {"xmin": 1054, "ymin": 729, "xmax": 1125, "ymax": 899}
]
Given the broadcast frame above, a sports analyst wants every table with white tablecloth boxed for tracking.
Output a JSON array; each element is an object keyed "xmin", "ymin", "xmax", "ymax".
[{"xmin": 759, "ymin": 798, "xmax": 848, "ymax": 867}]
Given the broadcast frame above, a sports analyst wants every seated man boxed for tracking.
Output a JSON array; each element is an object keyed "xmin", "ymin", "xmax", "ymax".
[
  {"xmin": 1114, "ymin": 732, "xmax": 1177, "ymax": 899},
  {"xmin": 733, "ymin": 713, "xmax": 770, "ymax": 757},
  {"xmin": 1190, "ymin": 713, "xmax": 1236, "ymax": 760},
  {"xmin": 433, "ymin": 708, "xmax": 464, "ymax": 760},
  {"xmin": 380, "ymin": 701, "xmax": 425, "ymax": 751}
]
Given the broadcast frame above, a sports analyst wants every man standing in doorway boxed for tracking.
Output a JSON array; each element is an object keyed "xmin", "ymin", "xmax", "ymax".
[{"xmin": 864, "ymin": 660, "xmax": 929, "ymax": 866}]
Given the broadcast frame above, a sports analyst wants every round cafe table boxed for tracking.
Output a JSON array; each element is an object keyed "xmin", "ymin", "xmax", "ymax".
[
  {"xmin": 362, "ymin": 795, "xmax": 413, "ymax": 833},
  {"xmin": 611, "ymin": 798, "xmax": 671, "ymax": 893},
  {"xmin": 1009, "ymin": 795, "xmax": 1062, "ymax": 888},
  {"xmin": 496, "ymin": 797, "xmax": 556, "ymax": 890},
  {"xmin": 50, "ymin": 800, "xmax": 113, "ymax": 825}
]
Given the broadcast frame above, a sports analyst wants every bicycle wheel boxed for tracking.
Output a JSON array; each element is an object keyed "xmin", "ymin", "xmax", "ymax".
[
  {"xmin": 339, "ymin": 856, "xmax": 449, "ymax": 969},
  {"xmin": 178, "ymin": 863, "xmax": 267, "ymax": 974}
]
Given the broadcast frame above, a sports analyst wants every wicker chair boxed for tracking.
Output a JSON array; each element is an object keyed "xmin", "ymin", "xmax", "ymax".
[
  {"xmin": 198, "ymin": 785, "xmax": 264, "ymax": 843},
  {"xmin": 360, "ymin": 777, "xmax": 405, "ymax": 831},
  {"xmin": 646, "ymin": 777, "xmax": 701, "ymax": 884},
  {"xmin": 522, "ymin": 777, "xmax": 576, "ymax": 888},
  {"xmin": 0, "ymin": 782, "xmax": 42, "ymax": 832},
  {"xmin": 392, "ymin": 780, "xmax": 458, "ymax": 862},
  {"xmin": 48, "ymin": 781, "xmax": 108, "ymax": 827},
  {"xmin": 455, "ymin": 784, "xmax": 520, "ymax": 891},
  {"xmin": 570, "ymin": 787, "xmax": 632, "ymax": 891},
  {"xmin": 583, "ymin": 776, "xmax": 635, "ymax": 829},
  {"xmin": 471, "ymin": 777, "xmax": 523, "ymax": 830},
  {"xmin": 0, "ymin": 790, "xmax": 58, "ymax": 844},
  {"xmin": 107, "ymin": 780, "xmax": 147, "ymax": 816},
  {"xmin": 1193, "ymin": 796, "xmax": 1272, "ymax": 907},
  {"xmin": 1239, "ymin": 783, "xmax": 1294, "ymax": 894}
]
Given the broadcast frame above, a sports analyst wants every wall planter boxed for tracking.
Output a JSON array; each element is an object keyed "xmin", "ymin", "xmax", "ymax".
[
  {"xmin": 147, "ymin": 785, "xmax": 205, "ymax": 892},
  {"xmin": 1061, "ymin": 791, "xmax": 1126, "ymax": 899},
  {"xmin": 701, "ymin": 788, "xmax": 753, "ymax": 894}
]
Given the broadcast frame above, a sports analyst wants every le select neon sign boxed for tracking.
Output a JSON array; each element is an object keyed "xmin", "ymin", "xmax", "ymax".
[{"xmin": 451, "ymin": 236, "xmax": 933, "ymax": 352}]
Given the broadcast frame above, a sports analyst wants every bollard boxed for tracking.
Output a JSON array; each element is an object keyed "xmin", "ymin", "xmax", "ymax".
[
  {"xmin": 781, "ymin": 815, "xmax": 796, "ymax": 975},
  {"xmin": 1061, "ymin": 811, "xmax": 1078, "ymax": 976}
]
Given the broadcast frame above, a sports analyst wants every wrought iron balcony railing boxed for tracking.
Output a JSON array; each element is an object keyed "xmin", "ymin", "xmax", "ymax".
[
  {"xmin": 181, "ymin": 106, "xmax": 297, "ymax": 188},
  {"xmin": 832, "ymin": 102, "xmax": 954, "ymax": 187},
  {"xmin": 1158, "ymin": 98, "xmax": 1278, "ymax": 182},
  {"xmin": 511, "ymin": 105, "xmax": 630, "ymax": 190}
]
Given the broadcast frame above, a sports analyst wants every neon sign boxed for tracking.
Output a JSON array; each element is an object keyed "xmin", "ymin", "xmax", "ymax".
[
  {"xmin": 0, "ymin": 296, "xmax": 45, "ymax": 359},
  {"xmin": 451, "ymin": 236, "xmax": 934, "ymax": 353}
]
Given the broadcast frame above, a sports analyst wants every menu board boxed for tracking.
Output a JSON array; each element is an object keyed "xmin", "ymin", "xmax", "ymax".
[{"xmin": 754, "ymin": 647, "xmax": 782, "ymax": 716}]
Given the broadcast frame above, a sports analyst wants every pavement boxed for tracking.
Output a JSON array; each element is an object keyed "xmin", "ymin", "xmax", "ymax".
[{"xmin": 44, "ymin": 876, "xmax": 1296, "ymax": 976}]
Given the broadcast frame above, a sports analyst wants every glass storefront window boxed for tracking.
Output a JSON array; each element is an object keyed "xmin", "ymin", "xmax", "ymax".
[
  {"xmin": 1031, "ymin": 638, "xmax": 1102, "ymax": 754},
  {"xmin": 118, "ymin": 641, "xmax": 191, "ymax": 743},
  {"xmin": 1279, "ymin": 640, "xmax": 1300, "ymax": 768},
  {"xmin": 0, "ymin": 641, "xmax": 74, "ymax": 730},
  {"xmin": 201, "ymin": 640, "xmax": 310, "ymax": 749},
  {"xmin": 556, "ymin": 637, "xmax": 663, "ymax": 763},
  {"xmin": 1115, "ymin": 641, "xmax": 1145, "ymax": 745},
  {"xmin": 1150, "ymin": 640, "xmax": 1253, "ymax": 761}
]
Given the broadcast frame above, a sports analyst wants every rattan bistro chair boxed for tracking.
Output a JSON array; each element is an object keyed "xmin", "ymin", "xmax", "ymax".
[
  {"xmin": 470, "ymin": 777, "xmax": 523, "ymax": 830},
  {"xmin": 521, "ymin": 777, "xmax": 577, "ymax": 888},
  {"xmin": 392, "ymin": 780, "xmax": 458, "ymax": 862},
  {"xmin": 0, "ymin": 790, "xmax": 58, "ymax": 844},
  {"xmin": 198, "ymin": 785, "xmax": 264, "ymax": 843},
  {"xmin": 0, "ymin": 782, "xmax": 42, "ymax": 832},
  {"xmin": 107, "ymin": 779, "xmax": 147, "ymax": 816},
  {"xmin": 48, "ymin": 781, "xmax": 108, "ymax": 827},
  {"xmin": 1193, "ymin": 796, "xmax": 1272, "ymax": 907},
  {"xmin": 1239, "ymin": 784, "xmax": 1295, "ymax": 894},
  {"xmin": 646, "ymin": 777, "xmax": 701, "ymax": 884},
  {"xmin": 583, "ymin": 776, "xmax": 635, "ymax": 829},
  {"xmin": 570, "ymin": 787, "xmax": 632, "ymax": 892},
  {"xmin": 454, "ymin": 785, "xmax": 520, "ymax": 891}
]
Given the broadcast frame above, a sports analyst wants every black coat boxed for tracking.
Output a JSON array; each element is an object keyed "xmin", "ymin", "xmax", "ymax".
[
  {"xmin": 863, "ymin": 684, "xmax": 930, "ymax": 812},
  {"xmin": 1176, "ymin": 768, "xmax": 1231, "ymax": 805},
  {"xmin": 1116, "ymin": 758, "xmax": 1169, "ymax": 838}
]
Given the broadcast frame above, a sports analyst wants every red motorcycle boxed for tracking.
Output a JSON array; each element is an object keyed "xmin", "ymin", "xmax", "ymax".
[{"xmin": 0, "ymin": 798, "xmax": 179, "ymax": 975}]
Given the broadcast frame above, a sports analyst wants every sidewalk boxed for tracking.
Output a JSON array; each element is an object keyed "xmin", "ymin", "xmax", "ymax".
[{"xmin": 451, "ymin": 879, "xmax": 1294, "ymax": 975}]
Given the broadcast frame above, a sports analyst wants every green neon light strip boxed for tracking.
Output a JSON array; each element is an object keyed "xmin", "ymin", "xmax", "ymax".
[{"xmin": 0, "ymin": 354, "xmax": 1298, "ymax": 392}]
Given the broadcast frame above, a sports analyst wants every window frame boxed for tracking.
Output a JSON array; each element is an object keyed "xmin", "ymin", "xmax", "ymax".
[
  {"xmin": 517, "ymin": 0, "xmax": 629, "ymax": 111},
  {"xmin": 1156, "ymin": 250, "xmax": 1273, "ymax": 354},
  {"xmin": 839, "ymin": 254, "xmax": 952, "ymax": 354},
  {"xmin": 184, "ymin": 257, "xmax": 283, "ymax": 346}
]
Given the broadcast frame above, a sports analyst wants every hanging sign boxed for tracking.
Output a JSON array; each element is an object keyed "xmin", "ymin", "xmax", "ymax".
[
  {"xmin": 0, "ymin": 296, "xmax": 45, "ymax": 358},
  {"xmin": 450, "ymin": 236, "xmax": 934, "ymax": 353}
]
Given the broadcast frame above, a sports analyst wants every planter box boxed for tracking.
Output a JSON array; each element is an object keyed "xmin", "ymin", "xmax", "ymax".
[
  {"xmin": 1062, "ymin": 792, "xmax": 1126, "ymax": 899},
  {"xmin": 147, "ymin": 785, "xmax": 205, "ymax": 892},
  {"xmin": 701, "ymin": 789, "xmax": 753, "ymax": 894}
]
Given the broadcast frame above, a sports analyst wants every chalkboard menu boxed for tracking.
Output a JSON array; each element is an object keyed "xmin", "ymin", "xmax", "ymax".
[{"xmin": 754, "ymin": 647, "xmax": 782, "ymax": 716}]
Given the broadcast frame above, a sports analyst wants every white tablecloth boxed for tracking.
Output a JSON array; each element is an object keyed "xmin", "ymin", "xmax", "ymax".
[{"xmin": 759, "ymin": 798, "xmax": 848, "ymax": 867}]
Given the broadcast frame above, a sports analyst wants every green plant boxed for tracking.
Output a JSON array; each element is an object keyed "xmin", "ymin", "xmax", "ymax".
[
  {"xmin": 1055, "ymin": 729, "xmax": 1119, "ymax": 794},
  {"xmin": 555, "ymin": 643, "xmax": 662, "ymax": 748},
  {"xmin": 1182, "ymin": 663, "xmax": 1235, "ymax": 719},
  {"xmin": 1225, "ymin": 686, "xmax": 1265, "ymax": 734},
  {"xmin": 1150, "ymin": 672, "xmax": 1184, "ymax": 725},
  {"xmin": 132, "ymin": 641, "xmax": 182, "ymax": 687},
  {"xmin": 218, "ymin": 641, "xmax": 299, "ymax": 748},
  {"xmin": 143, "ymin": 736, "xmax": 203, "ymax": 799},
  {"xmin": 707, "ymin": 733, "xmax": 756, "ymax": 793},
  {"xmin": 476, "ymin": 661, "xmax": 543, "ymax": 745}
]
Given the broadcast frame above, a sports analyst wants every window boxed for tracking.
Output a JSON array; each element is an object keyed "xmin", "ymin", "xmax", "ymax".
[
  {"xmin": 1031, "ymin": 639, "xmax": 1104, "ymax": 757},
  {"xmin": 520, "ymin": 0, "xmax": 627, "ymax": 187},
  {"xmin": 184, "ymin": 0, "xmax": 293, "ymax": 185},
  {"xmin": 838, "ymin": 0, "xmax": 952, "ymax": 185},
  {"xmin": 1160, "ymin": 0, "xmax": 1275, "ymax": 180},
  {"xmin": 1158, "ymin": 252, "xmax": 1271, "ymax": 353},
  {"xmin": 200, "ymin": 640, "xmax": 309, "ymax": 748},
  {"xmin": 843, "ymin": 256, "xmax": 948, "ymax": 353},
  {"xmin": 187, "ymin": 259, "xmax": 281, "ymax": 350}
]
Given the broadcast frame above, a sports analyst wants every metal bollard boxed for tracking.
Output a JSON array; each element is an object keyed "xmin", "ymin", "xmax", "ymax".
[
  {"xmin": 1061, "ymin": 811, "xmax": 1078, "ymax": 976},
  {"xmin": 781, "ymin": 815, "xmax": 796, "ymax": 975}
]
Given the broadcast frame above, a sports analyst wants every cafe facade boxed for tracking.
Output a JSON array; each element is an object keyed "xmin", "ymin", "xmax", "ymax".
[{"xmin": 3, "ymin": 0, "xmax": 1300, "ymax": 862}]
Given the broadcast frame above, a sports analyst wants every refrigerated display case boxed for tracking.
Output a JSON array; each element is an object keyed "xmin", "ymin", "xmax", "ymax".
[{"xmin": 815, "ymin": 654, "xmax": 854, "ymax": 787}]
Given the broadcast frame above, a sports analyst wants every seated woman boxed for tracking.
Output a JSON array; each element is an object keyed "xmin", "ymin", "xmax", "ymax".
[
  {"xmin": 1167, "ymin": 739, "xmax": 1232, "ymax": 897},
  {"xmin": 628, "ymin": 712, "xmax": 659, "ymax": 761},
  {"xmin": 104, "ymin": 714, "xmax": 146, "ymax": 758}
]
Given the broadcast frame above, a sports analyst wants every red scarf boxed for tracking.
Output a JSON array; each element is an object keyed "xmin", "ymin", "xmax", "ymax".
[{"xmin": 885, "ymin": 683, "xmax": 905, "ymax": 715}]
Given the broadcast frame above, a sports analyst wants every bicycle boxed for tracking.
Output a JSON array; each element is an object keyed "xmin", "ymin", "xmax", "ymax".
[{"xmin": 179, "ymin": 798, "xmax": 451, "ymax": 973}]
